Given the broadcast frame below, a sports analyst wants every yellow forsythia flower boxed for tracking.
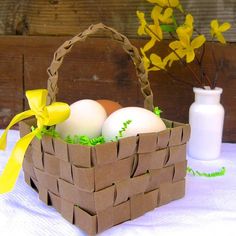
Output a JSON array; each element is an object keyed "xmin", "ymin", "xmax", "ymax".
[
  {"xmin": 210, "ymin": 19, "xmax": 231, "ymax": 44},
  {"xmin": 150, "ymin": 53, "xmax": 168, "ymax": 70},
  {"xmin": 141, "ymin": 49, "xmax": 159, "ymax": 72},
  {"xmin": 137, "ymin": 11, "xmax": 147, "ymax": 36},
  {"xmin": 143, "ymin": 24, "xmax": 163, "ymax": 52},
  {"xmin": 169, "ymin": 34, "xmax": 206, "ymax": 63},
  {"xmin": 177, "ymin": 14, "xmax": 194, "ymax": 37},
  {"xmin": 151, "ymin": 5, "xmax": 173, "ymax": 24},
  {"xmin": 137, "ymin": 10, "xmax": 163, "ymax": 52},
  {"xmin": 164, "ymin": 52, "xmax": 180, "ymax": 67}
]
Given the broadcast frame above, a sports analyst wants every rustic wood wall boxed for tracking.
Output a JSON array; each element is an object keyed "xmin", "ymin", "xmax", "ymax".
[
  {"xmin": 0, "ymin": 0, "xmax": 235, "ymax": 142},
  {"xmin": 0, "ymin": 36, "xmax": 235, "ymax": 142},
  {"xmin": 0, "ymin": 0, "xmax": 235, "ymax": 40}
]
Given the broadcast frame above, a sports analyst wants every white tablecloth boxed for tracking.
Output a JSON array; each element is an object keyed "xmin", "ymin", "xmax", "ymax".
[{"xmin": 0, "ymin": 130, "xmax": 236, "ymax": 236}]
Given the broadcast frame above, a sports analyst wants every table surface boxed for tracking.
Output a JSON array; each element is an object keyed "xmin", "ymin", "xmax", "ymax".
[{"xmin": 0, "ymin": 130, "xmax": 236, "ymax": 236}]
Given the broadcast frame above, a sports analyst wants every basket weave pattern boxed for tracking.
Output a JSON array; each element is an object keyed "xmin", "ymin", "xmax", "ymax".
[
  {"xmin": 19, "ymin": 23, "xmax": 190, "ymax": 235},
  {"xmin": 20, "ymin": 119, "xmax": 190, "ymax": 235}
]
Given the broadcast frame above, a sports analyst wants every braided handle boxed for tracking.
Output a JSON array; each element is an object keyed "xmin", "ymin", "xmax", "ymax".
[{"xmin": 47, "ymin": 23, "xmax": 154, "ymax": 111}]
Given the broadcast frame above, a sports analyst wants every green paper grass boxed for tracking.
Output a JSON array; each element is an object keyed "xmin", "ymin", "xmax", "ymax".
[
  {"xmin": 65, "ymin": 135, "xmax": 106, "ymax": 146},
  {"xmin": 115, "ymin": 120, "xmax": 132, "ymax": 141},
  {"xmin": 31, "ymin": 126, "xmax": 60, "ymax": 139},
  {"xmin": 32, "ymin": 119, "xmax": 132, "ymax": 146},
  {"xmin": 153, "ymin": 107, "xmax": 162, "ymax": 117},
  {"xmin": 187, "ymin": 166, "xmax": 226, "ymax": 177}
]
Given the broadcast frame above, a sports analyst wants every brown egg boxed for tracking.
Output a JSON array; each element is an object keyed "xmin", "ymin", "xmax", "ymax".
[{"xmin": 96, "ymin": 99, "xmax": 122, "ymax": 116}]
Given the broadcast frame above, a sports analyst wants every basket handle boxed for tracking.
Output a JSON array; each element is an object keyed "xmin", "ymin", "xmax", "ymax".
[{"xmin": 47, "ymin": 23, "xmax": 154, "ymax": 111}]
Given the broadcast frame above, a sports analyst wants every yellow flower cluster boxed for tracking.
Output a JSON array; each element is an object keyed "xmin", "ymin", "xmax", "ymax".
[{"xmin": 137, "ymin": 0, "xmax": 231, "ymax": 73}]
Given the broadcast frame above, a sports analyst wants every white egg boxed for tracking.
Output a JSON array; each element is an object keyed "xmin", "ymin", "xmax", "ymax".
[
  {"xmin": 56, "ymin": 99, "xmax": 107, "ymax": 139},
  {"xmin": 102, "ymin": 107, "xmax": 166, "ymax": 141}
]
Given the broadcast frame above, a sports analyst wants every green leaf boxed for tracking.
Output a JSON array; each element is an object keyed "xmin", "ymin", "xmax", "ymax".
[{"xmin": 160, "ymin": 24, "xmax": 176, "ymax": 33}]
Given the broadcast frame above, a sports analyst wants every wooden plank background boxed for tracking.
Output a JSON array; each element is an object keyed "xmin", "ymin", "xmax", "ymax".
[
  {"xmin": 0, "ymin": 0, "xmax": 235, "ymax": 40},
  {"xmin": 0, "ymin": 0, "xmax": 235, "ymax": 142},
  {"xmin": 0, "ymin": 36, "xmax": 235, "ymax": 142}
]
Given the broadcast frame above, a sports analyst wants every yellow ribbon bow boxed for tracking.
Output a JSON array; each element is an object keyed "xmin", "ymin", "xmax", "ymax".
[{"xmin": 0, "ymin": 89, "xmax": 70, "ymax": 194}]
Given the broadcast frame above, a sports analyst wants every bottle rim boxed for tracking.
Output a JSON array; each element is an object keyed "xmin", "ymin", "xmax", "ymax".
[{"xmin": 193, "ymin": 87, "xmax": 223, "ymax": 95}]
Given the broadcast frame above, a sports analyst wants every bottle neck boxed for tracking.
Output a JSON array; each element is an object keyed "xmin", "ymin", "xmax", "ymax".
[{"xmin": 194, "ymin": 87, "xmax": 222, "ymax": 105}]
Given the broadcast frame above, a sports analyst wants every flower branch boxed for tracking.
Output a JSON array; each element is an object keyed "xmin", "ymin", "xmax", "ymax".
[{"xmin": 137, "ymin": 0, "xmax": 231, "ymax": 89}]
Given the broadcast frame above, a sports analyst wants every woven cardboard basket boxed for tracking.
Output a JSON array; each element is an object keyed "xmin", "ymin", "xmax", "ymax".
[{"xmin": 19, "ymin": 23, "xmax": 190, "ymax": 235}]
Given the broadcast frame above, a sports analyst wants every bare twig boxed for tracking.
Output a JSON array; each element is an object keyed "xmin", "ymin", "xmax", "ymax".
[{"xmin": 150, "ymin": 64, "xmax": 196, "ymax": 88}]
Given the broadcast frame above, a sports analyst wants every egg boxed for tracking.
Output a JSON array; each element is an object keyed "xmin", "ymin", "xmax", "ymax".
[
  {"xmin": 56, "ymin": 99, "xmax": 107, "ymax": 139},
  {"xmin": 96, "ymin": 99, "xmax": 122, "ymax": 116},
  {"xmin": 102, "ymin": 107, "xmax": 166, "ymax": 141}
]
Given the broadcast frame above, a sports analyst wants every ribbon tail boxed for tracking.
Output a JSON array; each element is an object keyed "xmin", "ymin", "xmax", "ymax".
[
  {"xmin": 0, "ymin": 129, "xmax": 38, "ymax": 194},
  {"xmin": 0, "ymin": 110, "xmax": 35, "ymax": 150}
]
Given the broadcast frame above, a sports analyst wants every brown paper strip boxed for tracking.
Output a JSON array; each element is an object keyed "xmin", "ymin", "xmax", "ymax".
[
  {"xmin": 156, "ymin": 129, "xmax": 170, "ymax": 149},
  {"xmin": 61, "ymin": 198, "xmax": 74, "ymax": 223},
  {"xmin": 42, "ymin": 135, "xmax": 55, "ymax": 154},
  {"xmin": 166, "ymin": 144, "xmax": 186, "ymax": 166},
  {"xmin": 72, "ymin": 166, "xmax": 94, "ymax": 192},
  {"xmin": 31, "ymin": 137, "xmax": 42, "ymax": 152},
  {"xmin": 173, "ymin": 161, "xmax": 187, "ymax": 182},
  {"xmin": 94, "ymin": 163, "xmax": 114, "ymax": 191},
  {"xmin": 129, "ymin": 173, "xmax": 149, "ymax": 197},
  {"xmin": 160, "ymin": 165, "xmax": 174, "ymax": 183},
  {"xmin": 74, "ymin": 206, "xmax": 97, "ymax": 236},
  {"xmin": 144, "ymin": 189, "xmax": 159, "ymax": 212},
  {"xmin": 138, "ymin": 133, "xmax": 158, "ymax": 154},
  {"xmin": 168, "ymin": 126, "xmax": 183, "ymax": 147},
  {"xmin": 34, "ymin": 168, "xmax": 59, "ymax": 195},
  {"xmin": 94, "ymin": 185, "xmax": 115, "ymax": 212},
  {"xmin": 44, "ymin": 153, "xmax": 60, "ymax": 176},
  {"xmin": 113, "ymin": 156, "xmax": 134, "ymax": 183},
  {"xmin": 172, "ymin": 180, "xmax": 185, "ymax": 200},
  {"xmin": 38, "ymin": 185, "xmax": 49, "ymax": 205},
  {"xmin": 60, "ymin": 160, "xmax": 73, "ymax": 183},
  {"xmin": 54, "ymin": 138, "xmax": 68, "ymax": 161},
  {"xmin": 48, "ymin": 191, "xmax": 61, "ymax": 212},
  {"xmin": 24, "ymin": 146, "xmax": 33, "ymax": 162},
  {"xmin": 32, "ymin": 149, "xmax": 44, "ymax": 170},
  {"xmin": 23, "ymin": 158, "xmax": 36, "ymax": 179},
  {"xmin": 146, "ymin": 169, "xmax": 161, "ymax": 192},
  {"xmin": 19, "ymin": 121, "xmax": 32, "ymax": 138},
  {"xmin": 159, "ymin": 179, "xmax": 185, "ymax": 206},
  {"xmin": 163, "ymin": 119, "xmax": 174, "ymax": 128},
  {"xmin": 130, "ymin": 193, "xmax": 145, "ymax": 219},
  {"xmin": 117, "ymin": 136, "xmax": 138, "ymax": 159},
  {"xmin": 113, "ymin": 201, "xmax": 130, "ymax": 226},
  {"xmin": 23, "ymin": 172, "xmax": 32, "ymax": 187},
  {"xmin": 58, "ymin": 179, "xmax": 80, "ymax": 203},
  {"xmin": 47, "ymin": 23, "xmax": 154, "ymax": 111},
  {"xmin": 97, "ymin": 207, "xmax": 114, "ymax": 233},
  {"xmin": 30, "ymin": 177, "xmax": 39, "ymax": 192},
  {"xmin": 159, "ymin": 182, "xmax": 173, "ymax": 206},
  {"xmin": 94, "ymin": 156, "xmax": 134, "ymax": 191},
  {"xmin": 114, "ymin": 179, "xmax": 130, "ymax": 206},
  {"xmin": 134, "ymin": 149, "xmax": 167, "ymax": 177},
  {"xmin": 68, "ymin": 143, "xmax": 91, "ymax": 168},
  {"xmin": 181, "ymin": 125, "xmax": 191, "ymax": 144},
  {"xmin": 94, "ymin": 142, "xmax": 117, "ymax": 166},
  {"xmin": 58, "ymin": 179, "xmax": 96, "ymax": 214}
]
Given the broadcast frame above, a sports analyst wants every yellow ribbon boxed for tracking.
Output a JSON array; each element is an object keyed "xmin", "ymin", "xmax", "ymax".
[{"xmin": 0, "ymin": 89, "xmax": 70, "ymax": 194}]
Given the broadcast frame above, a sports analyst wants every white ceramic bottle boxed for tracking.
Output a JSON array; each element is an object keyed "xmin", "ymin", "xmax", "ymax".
[{"xmin": 188, "ymin": 87, "xmax": 224, "ymax": 160}]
